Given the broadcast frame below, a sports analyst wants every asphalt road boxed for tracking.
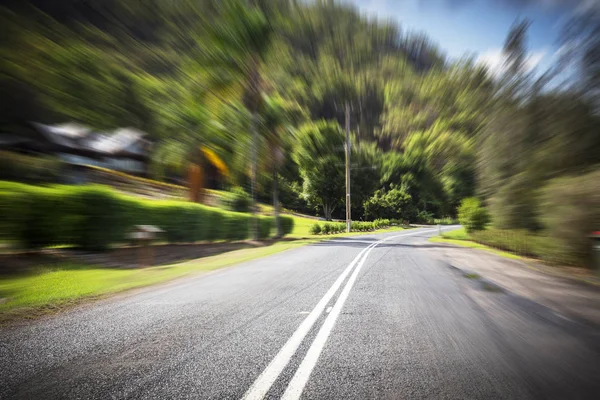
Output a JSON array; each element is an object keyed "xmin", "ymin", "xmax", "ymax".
[{"xmin": 1, "ymin": 227, "xmax": 600, "ymax": 399}]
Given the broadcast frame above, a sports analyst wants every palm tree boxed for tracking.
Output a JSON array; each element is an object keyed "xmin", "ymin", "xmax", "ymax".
[{"xmin": 199, "ymin": 0, "xmax": 274, "ymax": 239}]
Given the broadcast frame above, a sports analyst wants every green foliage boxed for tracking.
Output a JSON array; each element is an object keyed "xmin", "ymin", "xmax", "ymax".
[
  {"xmin": 416, "ymin": 211, "xmax": 435, "ymax": 224},
  {"xmin": 317, "ymin": 222, "xmax": 346, "ymax": 235},
  {"xmin": 538, "ymin": 171, "xmax": 600, "ymax": 267},
  {"xmin": 373, "ymin": 219, "xmax": 390, "ymax": 229},
  {"xmin": 363, "ymin": 186, "xmax": 415, "ymax": 221},
  {"xmin": 309, "ymin": 223, "xmax": 321, "ymax": 235},
  {"xmin": 221, "ymin": 187, "xmax": 252, "ymax": 212},
  {"xmin": 0, "ymin": 152, "xmax": 63, "ymax": 184},
  {"xmin": 0, "ymin": 182, "xmax": 287, "ymax": 250},
  {"xmin": 280, "ymin": 215, "xmax": 294, "ymax": 235},
  {"xmin": 294, "ymin": 121, "xmax": 345, "ymax": 220},
  {"xmin": 434, "ymin": 217, "xmax": 459, "ymax": 225},
  {"xmin": 258, "ymin": 217, "xmax": 273, "ymax": 239},
  {"xmin": 351, "ymin": 221, "xmax": 373, "ymax": 232},
  {"xmin": 458, "ymin": 197, "xmax": 489, "ymax": 233},
  {"xmin": 470, "ymin": 229, "xmax": 543, "ymax": 258}
]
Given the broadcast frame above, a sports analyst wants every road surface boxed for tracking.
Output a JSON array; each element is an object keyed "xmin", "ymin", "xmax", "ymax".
[{"xmin": 1, "ymin": 227, "xmax": 600, "ymax": 399}]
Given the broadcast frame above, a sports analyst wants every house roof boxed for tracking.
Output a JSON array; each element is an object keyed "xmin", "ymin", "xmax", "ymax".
[{"xmin": 30, "ymin": 123, "xmax": 149, "ymax": 155}]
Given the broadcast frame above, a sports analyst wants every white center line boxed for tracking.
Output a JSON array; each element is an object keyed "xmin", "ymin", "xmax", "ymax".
[
  {"xmin": 242, "ymin": 228, "xmax": 438, "ymax": 400},
  {"xmin": 280, "ymin": 234, "xmax": 398, "ymax": 400},
  {"xmin": 241, "ymin": 239, "xmax": 380, "ymax": 400}
]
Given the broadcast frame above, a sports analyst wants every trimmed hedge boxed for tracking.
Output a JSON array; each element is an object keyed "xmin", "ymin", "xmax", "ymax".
[
  {"xmin": 0, "ymin": 181, "xmax": 294, "ymax": 250},
  {"xmin": 310, "ymin": 219, "xmax": 393, "ymax": 235}
]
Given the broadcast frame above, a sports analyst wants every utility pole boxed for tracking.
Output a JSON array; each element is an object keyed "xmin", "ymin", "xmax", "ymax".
[
  {"xmin": 250, "ymin": 112, "xmax": 258, "ymax": 240},
  {"xmin": 345, "ymin": 102, "xmax": 351, "ymax": 233}
]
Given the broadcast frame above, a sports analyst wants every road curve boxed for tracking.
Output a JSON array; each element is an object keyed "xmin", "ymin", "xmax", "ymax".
[{"xmin": 1, "ymin": 227, "xmax": 599, "ymax": 399}]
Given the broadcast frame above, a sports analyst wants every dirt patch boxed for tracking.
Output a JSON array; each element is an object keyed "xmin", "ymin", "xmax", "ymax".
[{"xmin": 0, "ymin": 238, "xmax": 298, "ymax": 272}]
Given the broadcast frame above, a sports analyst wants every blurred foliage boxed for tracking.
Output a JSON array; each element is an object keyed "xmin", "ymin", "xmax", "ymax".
[
  {"xmin": 363, "ymin": 185, "xmax": 416, "ymax": 222},
  {"xmin": 458, "ymin": 197, "xmax": 489, "ymax": 233},
  {"xmin": 0, "ymin": 181, "xmax": 293, "ymax": 249},
  {"xmin": 1, "ymin": 1, "xmax": 598, "ymax": 265},
  {"xmin": 0, "ymin": 151, "xmax": 63, "ymax": 184},
  {"xmin": 220, "ymin": 186, "xmax": 251, "ymax": 213}
]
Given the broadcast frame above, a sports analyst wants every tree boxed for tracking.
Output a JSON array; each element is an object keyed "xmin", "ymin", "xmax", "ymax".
[
  {"xmin": 363, "ymin": 185, "xmax": 414, "ymax": 221},
  {"xmin": 294, "ymin": 121, "xmax": 345, "ymax": 220},
  {"xmin": 197, "ymin": 0, "xmax": 274, "ymax": 239},
  {"xmin": 259, "ymin": 96, "xmax": 305, "ymax": 237}
]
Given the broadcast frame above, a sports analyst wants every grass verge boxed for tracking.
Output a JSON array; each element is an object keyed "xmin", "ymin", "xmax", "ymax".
[
  {"xmin": 0, "ymin": 226, "xmax": 409, "ymax": 324},
  {"xmin": 430, "ymin": 235, "xmax": 525, "ymax": 261},
  {"xmin": 430, "ymin": 228, "xmax": 600, "ymax": 287}
]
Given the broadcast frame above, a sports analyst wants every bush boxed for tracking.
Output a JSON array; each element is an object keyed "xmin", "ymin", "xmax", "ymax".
[
  {"xmin": 458, "ymin": 197, "xmax": 489, "ymax": 233},
  {"xmin": 434, "ymin": 217, "xmax": 458, "ymax": 225},
  {"xmin": 373, "ymin": 218, "xmax": 390, "ymax": 230},
  {"xmin": 0, "ymin": 181, "xmax": 286, "ymax": 250},
  {"xmin": 70, "ymin": 186, "xmax": 126, "ymax": 250},
  {"xmin": 258, "ymin": 217, "xmax": 273, "ymax": 239},
  {"xmin": 363, "ymin": 185, "xmax": 416, "ymax": 222},
  {"xmin": 280, "ymin": 216, "xmax": 294, "ymax": 235},
  {"xmin": 416, "ymin": 211, "xmax": 434, "ymax": 224},
  {"xmin": 221, "ymin": 186, "xmax": 251, "ymax": 212},
  {"xmin": 334, "ymin": 222, "xmax": 346, "ymax": 233},
  {"xmin": 538, "ymin": 171, "xmax": 600, "ymax": 267},
  {"xmin": 0, "ymin": 151, "xmax": 63, "ymax": 184},
  {"xmin": 322, "ymin": 222, "xmax": 332, "ymax": 234},
  {"xmin": 309, "ymin": 223, "xmax": 322, "ymax": 235}
]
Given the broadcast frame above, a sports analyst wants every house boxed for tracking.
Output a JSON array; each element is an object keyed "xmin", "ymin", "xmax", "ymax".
[{"xmin": 1, "ymin": 123, "xmax": 152, "ymax": 177}]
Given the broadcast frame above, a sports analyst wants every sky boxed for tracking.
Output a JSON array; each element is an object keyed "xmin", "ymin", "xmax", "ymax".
[{"xmin": 343, "ymin": 0, "xmax": 598, "ymax": 74}]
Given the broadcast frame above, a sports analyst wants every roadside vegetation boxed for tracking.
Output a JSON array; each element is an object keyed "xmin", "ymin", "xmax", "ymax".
[
  {"xmin": 441, "ymin": 192, "xmax": 599, "ymax": 268},
  {"xmin": 0, "ymin": 0, "xmax": 599, "ymax": 321}
]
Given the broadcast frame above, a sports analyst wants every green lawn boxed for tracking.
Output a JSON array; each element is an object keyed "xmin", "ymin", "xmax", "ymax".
[
  {"xmin": 288, "ymin": 215, "xmax": 320, "ymax": 237},
  {"xmin": 430, "ymin": 228, "xmax": 524, "ymax": 261},
  {"xmin": 0, "ymin": 239, "xmax": 318, "ymax": 323},
  {"xmin": 440, "ymin": 227, "xmax": 470, "ymax": 240}
]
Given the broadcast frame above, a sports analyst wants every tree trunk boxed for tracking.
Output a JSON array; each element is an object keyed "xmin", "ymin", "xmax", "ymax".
[
  {"xmin": 188, "ymin": 147, "xmax": 205, "ymax": 203},
  {"xmin": 323, "ymin": 203, "xmax": 335, "ymax": 221},
  {"xmin": 272, "ymin": 168, "xmax": 282, "ymax": 238}
]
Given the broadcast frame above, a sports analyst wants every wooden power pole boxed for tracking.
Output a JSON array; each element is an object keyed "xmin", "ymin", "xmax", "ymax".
[{"xmin": 345, "ymin": 102, "xmax": 351, "ymax": 233}]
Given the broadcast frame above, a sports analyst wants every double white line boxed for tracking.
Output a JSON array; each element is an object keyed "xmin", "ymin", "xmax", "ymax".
[{"xmin": 243, "ymin": 228, "xmax": 435, "ymax": 400}]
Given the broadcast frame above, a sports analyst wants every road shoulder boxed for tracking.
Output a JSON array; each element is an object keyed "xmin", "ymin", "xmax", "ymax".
[{"xmin": 425, "ymin": 240, "xmax": 600, "ymax": 328}]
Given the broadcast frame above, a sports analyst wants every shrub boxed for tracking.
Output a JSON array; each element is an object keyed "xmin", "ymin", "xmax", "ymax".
[
  {"xmin": 416, "ymin": 211, "xmax": 434, "ymax": 225},
  {"xmin": 351, "ymin": 221, "xmax": 374, "ymax": 232},
  {"xmin": 434, "ymin": 217, "xmax": 458, "ymax": 225},
  {"xmin": 70, "ymin": 185, "xmax": 125, "ymax": 250},
  {"xmin": 458, "ymin": 197, "xmax": 489, "ymax": 233},
  {"xmin": 0, "ymin": 151, "xmax": 63, "ymax": 184},
  {"xmin": 309, "ymin": 223, "xmax": 322, "ymax": 235},
  {"xmin": 538, "ymin": 171, "xmax": 600, "ymax": 267},
  {"xmin": 221, "ymin": 186, "xmax": 251, "ymax": 212},
  {"xmin": 280, "ymin": 216, "xmax": 294, "ymax": 235},
  {"xmin": 0, "ymin": 181, "xmax": 287, "ymax": 250},
  {"xmin": 322, "ymin": 222, "xmax": 332, "ymax": 234},
  {"xmin": 258, "ymin": 217, "xmax": 273, "ymax": 239},
  {"xmin": 334, "ymin": 222, "xmax": 346, "ymax": 233},
  {"xmin": 373, "ymin": 218, "xmax": 390, "ymax": 229},
  {"xmin": 363, "ymin": 185, "xmax": 415, "ymax": 221}
]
